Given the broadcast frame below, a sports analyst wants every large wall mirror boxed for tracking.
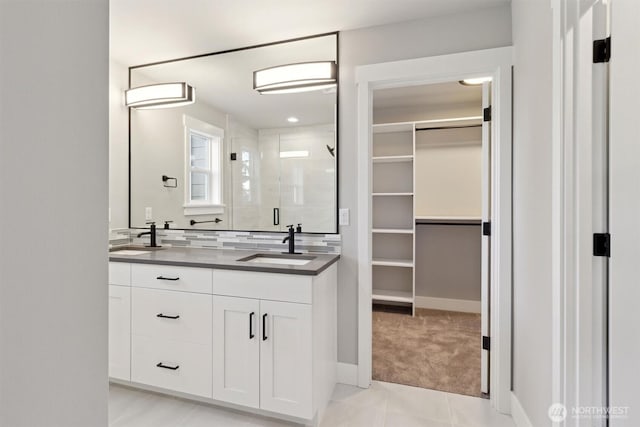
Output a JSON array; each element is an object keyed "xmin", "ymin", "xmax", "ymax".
[{"xmin": 129, "ymin": 33, "xmax": 338, "ymax": 233}]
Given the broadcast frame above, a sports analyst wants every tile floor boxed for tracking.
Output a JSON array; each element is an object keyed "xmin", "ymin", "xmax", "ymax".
[{"xmin": 109, "ymin": 381, "xmax": 515, "ymax": 427}]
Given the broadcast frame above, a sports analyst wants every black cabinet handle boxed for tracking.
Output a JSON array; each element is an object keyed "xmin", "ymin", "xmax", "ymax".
[
  {"xmin": 262, "ymin": 313, "xmax": 268, "ymax": 341},
  {"xmin": 156, "ymin": 313, "xmax": 180, "ymax": 320},
  {"xmin": 249, "ymin": 311, "xmax": 255, "ymax": 339},
  {"xmin": 273, "ymin": 208, "xmax": 280, "ymax": 226},
  {"xmin": 156, "ymin": 276, "xmax": 179, "ymax": 281},
  {"xmin": 156, "ymin": 362, "xmax": 179, "ymax": 370}
]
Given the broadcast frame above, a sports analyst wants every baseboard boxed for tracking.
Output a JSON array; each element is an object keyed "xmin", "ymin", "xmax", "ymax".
[
  {"xmin": 337, "ymin": 362, "xmax": 358, "ymax": 386},
  {"xmin": 510, "ymin": 392, "xmax": 534, "ymax": 427},
  {"xmin": 414, "ymin": 296, "xmax": 481, "ymax": 313}
]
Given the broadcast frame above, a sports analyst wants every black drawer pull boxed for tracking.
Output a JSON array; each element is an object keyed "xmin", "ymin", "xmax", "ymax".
[
  {"xmin": 156, "ymin": 276, "xmax": 179, "ymax": 281},
  {"xmin": 156, "ymin": 362, "xmax": 179, "ymax": 370},
  {"xmin": 262, "ymin": 313, "xmax": 268, "ymax": 341},
  {"xmin": 249, "ymin": 312, "xmax": 255, "ymax": 339},
  {"xmin": 156, "ymin": 313, "xmax": 180, "ymax": 320}
]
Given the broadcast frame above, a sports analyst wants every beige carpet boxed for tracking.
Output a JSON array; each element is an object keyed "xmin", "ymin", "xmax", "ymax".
[{"xmin": 372, "ymin": 306, "xmax": 483, "ymax": 397}]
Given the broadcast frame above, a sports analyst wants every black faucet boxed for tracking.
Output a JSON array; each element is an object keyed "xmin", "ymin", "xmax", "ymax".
[
  {"xmin": 137, "ymin": 221, "xmax": 161, "ymax": 248},
  {"xmin": 282, "ymin": 224, "xmax": 301, "ymax": 255}
]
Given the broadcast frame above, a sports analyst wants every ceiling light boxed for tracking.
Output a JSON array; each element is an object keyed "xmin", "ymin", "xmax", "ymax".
[
  {"xmin": 254, "ymin": 61, "xmax": 337, "ymax": 94},
  {"xmin": 459, "ymin": 77, "xmax": 492, "ymax": 86},
  {"xmin": 287, "ymin": 117, "xmax": 299, "ymax": 123},
  {"xmin": 125, "ymin": 82, "xmax": 195, "ymax": 109}
]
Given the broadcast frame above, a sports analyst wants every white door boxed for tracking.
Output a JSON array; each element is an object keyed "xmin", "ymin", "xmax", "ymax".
[
  {"xmin": 259, "ymin": 300, "xmax": 312, "ymax": 419},
  {"xmin": 212, "ymin": 295, "xmax": 260, "ymax": 408},
  {"xmin": 480, "ymin": 81, "xmax": 492, "ymax": 395},
  {"xmin": 108, "ymin": 284, "xmax": 131, "ymax": 381},
  {"xmin": 609, "ymin": 0, "xmax": 640, "ymax": 424}
]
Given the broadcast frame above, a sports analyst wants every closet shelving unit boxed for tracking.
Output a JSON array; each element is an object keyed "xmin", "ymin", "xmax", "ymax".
[{"xmin": 370, "ymin": 116, "xmax": 482, "ymax": 313}]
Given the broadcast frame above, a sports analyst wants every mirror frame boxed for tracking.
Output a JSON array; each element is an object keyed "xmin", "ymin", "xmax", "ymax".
[{"xmin": 128, "ymin": 32, "xmax": 340, "ymax": 234}]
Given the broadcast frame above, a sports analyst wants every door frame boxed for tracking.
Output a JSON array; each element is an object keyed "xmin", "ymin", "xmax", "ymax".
[
  {"xmin": 356, "ymin": 46, "xmax": 513, "ymax": 414},
  {"xmin": 550, "ymin": 1, "xmax": 609, "ymax": 423}
]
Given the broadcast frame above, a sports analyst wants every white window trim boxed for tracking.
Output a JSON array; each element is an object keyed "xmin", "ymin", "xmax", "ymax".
[{"xmin": 183, "ymin": 114, "xmax": 225, "ymax": 216}]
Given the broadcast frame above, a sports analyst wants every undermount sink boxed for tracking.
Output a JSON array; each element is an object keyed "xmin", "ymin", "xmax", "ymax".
[{"xmin": 237, "ymin": 254, "xmax": 316, "ymax": 266}]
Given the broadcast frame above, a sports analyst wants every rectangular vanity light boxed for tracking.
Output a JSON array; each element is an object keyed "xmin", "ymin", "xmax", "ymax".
[
  {"xmin": 253, "ymin": 61, "xmax": 337, "ymax": 94},
  {"xmin": 125, "ymin": 82, "xmax": 195, "ymax": 109}
]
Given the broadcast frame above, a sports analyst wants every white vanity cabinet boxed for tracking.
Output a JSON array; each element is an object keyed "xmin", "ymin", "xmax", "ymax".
[
  {"xmin": 108, "ymin": 258, "xmax": 337, "ymax": 425},
  {"xmin": 211, "ymin": 295, "xmax": 261, "ymax": 408},
  {"xmin": 212, "ymin": 297, "xmax": 314, "ymax": 418},
  {"xmin": 108, "ymin": 262, "xmax": 131, "ymax": 381},
  {"xmin": 130, "ymin": 264, "xmax": 213, "ymax": 398},
  {"xmin": 259, "ymin": 299, "xmax": 313, "ymax": 417},
  {"xmin": 212, "ymin": 268, "xmax": 335, "ymax": 420}
]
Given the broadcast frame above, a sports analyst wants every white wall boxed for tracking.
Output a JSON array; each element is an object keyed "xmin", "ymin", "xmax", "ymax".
[
  {"xmin": 129, "ymin": 96, "xmax": 229, "ymax": 229},
  {"xmin": 415, "ymin": 128, "xmax": 482, "ymax": 217},
  {"xmin": 511, "ymin": 1, "xmax": 553, "ymax": 425},
  {"xmin": 0, "ymin": 1, "xmax": 109, "ymax": 426},
  {"xmin": 338, "ymin": 4, "xmax": 512, "ymax": 363},
  {"xmin": 609, "ymin": 0, "xmax": 640, "ymax": 423},
  {"xmin": 110, "ymin": 59, "xmax": 129, "ymax": 230}
]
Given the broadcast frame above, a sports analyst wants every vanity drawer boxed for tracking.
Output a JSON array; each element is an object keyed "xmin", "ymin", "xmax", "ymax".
[
  {"xmin": 132, "ymin": 287, "xmax": 212, "ymax": 345},
  {"xmin": 131, "ymin": 335, "xmax": 212, "ymax": 398},
  {"xmin": 212, "ymin": 270, "xmax": 312, "ymax": 304},
  {"xmin": 131, "ymin": 264, "xmax": 212, "ymax": 293},
  {"xmin": 109, "ymin": 262, "xmax": 131, "ymax": 286}
]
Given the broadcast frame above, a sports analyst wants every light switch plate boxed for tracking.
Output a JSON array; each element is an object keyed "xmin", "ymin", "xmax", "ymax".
[
  {"xmin": 145, "ymin": 207, "xmax": 152, "ymax": 220},
  {"xmin": 339, "ymin": 208, "xmax": 350, "ymax": 226}
]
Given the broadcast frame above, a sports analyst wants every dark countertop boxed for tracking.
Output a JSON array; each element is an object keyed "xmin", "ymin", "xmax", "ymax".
[{"xmin": 109, "ymin": 246, "xmax": 340, "ymax": 276}]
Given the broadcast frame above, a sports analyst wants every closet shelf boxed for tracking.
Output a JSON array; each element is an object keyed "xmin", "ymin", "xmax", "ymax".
[
  {"xmin": 372, "ymin": 122, "xmax": 414, "ymax": 134},
  {"xmin": 372, "ymin": 192, "xmax": 413, "ymax": 197},
  {"xmin": 372, "ymin": 289, "xmax": 414, "ymax": 303},
  {"xmin": 372, "ymin": 228, "xmax": 414, "ymax": 234},
  {"xmin": 372, "ymin": 155, "xmax": 414, "ymax": 163},
  {"xmin": 373, "ymin": 116, "xmax": 482, "ymax": 134},
  {"xmin": 372, "ymin": 258, "xmax": 414, "ymax": 268}
]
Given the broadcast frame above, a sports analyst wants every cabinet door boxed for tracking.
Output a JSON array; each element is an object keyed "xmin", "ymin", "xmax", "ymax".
[
  {"xmin": 212, "ymin": 296, "xmax": 260, "ymax": 408},
  {"xmin": 259, "ymin": 300, "xmax": 312, "ymax": 418},
  {"xmin": 109, "ymin": 285, "xmax": 131, "ymax": 381}
]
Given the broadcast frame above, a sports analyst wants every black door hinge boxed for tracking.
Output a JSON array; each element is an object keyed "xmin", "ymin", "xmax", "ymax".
[
  {"xmin": 483, "ymin": 106, "xmax": 492, "ymax": 122},
  {"xmin": 482, "ymin": 336, "xmax": 490, "ymax": 351},
  {"xmin": 230, "ymin": 152, "xmax": 237, "ymax": 161},
  {"xmin": 593, "ymin": 233, "xmax": 611, "ymax": 257},
  {"xmin": 593, "ymin": 37, "xmax": 611, "ymax": 63},
  {"xmin": 482, "ymin": 221, "xmax": 491, "ymax": 236}
]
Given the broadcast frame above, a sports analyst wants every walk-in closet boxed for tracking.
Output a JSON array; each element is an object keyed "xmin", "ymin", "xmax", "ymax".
[{"xmin": 370, "ymin": 80, "xmax": 491, "ymax": 397}]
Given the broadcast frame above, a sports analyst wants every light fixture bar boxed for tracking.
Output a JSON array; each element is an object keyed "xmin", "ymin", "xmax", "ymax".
[
  {"xmin": 125, "ymin": 82, "xmax": 195, "ymax": 109},
  {"xmin": 254, "ymin": 61, "xmax": 337, "ymax": 94},
  {"xmin": 459, "ymin": 77, "xmax": 492, "ymax": 86}
]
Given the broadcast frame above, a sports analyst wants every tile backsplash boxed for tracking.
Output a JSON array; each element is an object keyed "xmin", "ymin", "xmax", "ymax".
[{"xmin": 109, "ymin": 228, "xmax": 341, "ymax": 254}]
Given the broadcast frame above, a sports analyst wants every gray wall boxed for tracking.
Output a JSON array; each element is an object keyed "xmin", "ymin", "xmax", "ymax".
[
  {"xmin": 0, "ymin": 1, "xmax": 109, "ymax": 426},
  {"xmin": 511, "ymin": 1, "xmax": 553, "ymax": 425},
  {"xmin": 338, "ymin": 4, "xmax": 512, "ymax": 363},
  {"xmin": 415, "ymin": 224, "xmax": 481, "ymax": 301}
]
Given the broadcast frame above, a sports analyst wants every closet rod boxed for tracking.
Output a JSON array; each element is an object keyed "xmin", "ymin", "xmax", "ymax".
[
  {"xmin": 415, "ymin": 124, "xmax": 482, "ymax": 131},
  {"xmin": 415, "ymin": 220, "xmax": 482, "ymax": 226}
]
